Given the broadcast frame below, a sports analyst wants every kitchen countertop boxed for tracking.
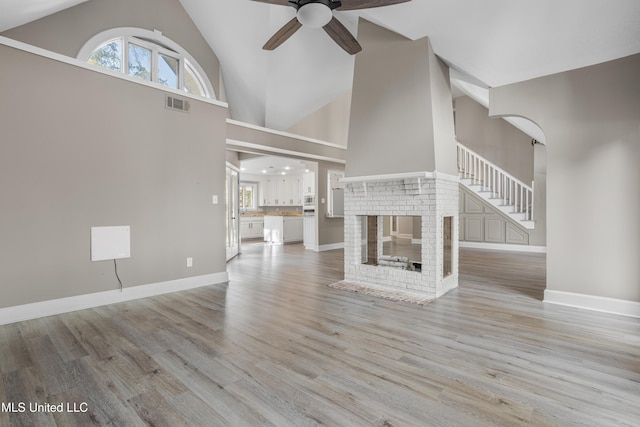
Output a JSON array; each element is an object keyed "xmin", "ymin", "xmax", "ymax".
[{"xmin": 241, "ymin": 211, "xmax": 302, "ymax": 217}]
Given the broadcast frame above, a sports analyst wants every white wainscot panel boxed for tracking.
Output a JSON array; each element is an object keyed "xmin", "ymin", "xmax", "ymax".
[
  {"xmin": 465, "ymin": 217, "xmax": 483, "ymax": 241},
  {"xmin": 464, "ymin": 193, "xmax": 484, "ymax": 214},
  {"xmin": 506, "ymin": 222, "xmax": 529, "ymax": 245},
  {"xmin": 485, "ymin": 217, "xmax": 505, "ymax": 243}
]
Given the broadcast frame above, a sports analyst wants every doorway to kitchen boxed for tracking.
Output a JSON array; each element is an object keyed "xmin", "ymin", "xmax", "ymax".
[{"xmin": 237, "ymin": 155, "xmax": 317, "ymax": 251}]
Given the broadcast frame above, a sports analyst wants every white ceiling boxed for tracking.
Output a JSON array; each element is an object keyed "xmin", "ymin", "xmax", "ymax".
[
  {"xmin": 178, "ymin": 0, "xmax": 640, "ymax": 132},
  {"xmin": 2, "ymin": 0, "xmax": 640, "ymax": 135},
  {"xmin": 240, "ymin": 155, "xmax": 312, "ymax": 176}
]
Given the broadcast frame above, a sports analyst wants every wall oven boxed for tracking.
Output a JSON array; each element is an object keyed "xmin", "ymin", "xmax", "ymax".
[{"xmin": 303, "ymin": 194, "xmax": 315, "ymax": 211}]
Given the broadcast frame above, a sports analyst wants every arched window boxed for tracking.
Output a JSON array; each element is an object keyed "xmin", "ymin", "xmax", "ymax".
[{"xmin": 78, "ymin": 28, "xmax": 215, "ymax": 99}]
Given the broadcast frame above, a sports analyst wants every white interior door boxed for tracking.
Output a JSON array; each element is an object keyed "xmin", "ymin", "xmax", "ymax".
[{"xmin": 226, "ymin": 166, "xmax": 239, "ymax": 261}]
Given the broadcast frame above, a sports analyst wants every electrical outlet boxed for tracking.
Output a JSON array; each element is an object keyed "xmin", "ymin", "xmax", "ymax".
[{"xmin": 186, "ymin": 257, "xmax": 193, "ymax": 267}]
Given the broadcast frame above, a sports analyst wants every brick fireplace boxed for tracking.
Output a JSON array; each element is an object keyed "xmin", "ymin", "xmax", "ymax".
[
  {"xmin": 342, "ymin": 21, "xmax": 459, "ymax": 300},
  {"xmin": 343, "ymin": 172, "xmax": 459, "ymax": 299}
]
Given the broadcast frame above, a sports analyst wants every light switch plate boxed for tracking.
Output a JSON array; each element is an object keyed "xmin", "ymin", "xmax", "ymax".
[{"xmin": 212, "ymin": 195, "xmax": 219, "ymax": 204}]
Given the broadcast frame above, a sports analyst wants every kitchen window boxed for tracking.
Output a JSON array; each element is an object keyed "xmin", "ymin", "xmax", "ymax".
[{"xmin": 240, "ymin": 182, "xmax": 258, "ymax": 211}]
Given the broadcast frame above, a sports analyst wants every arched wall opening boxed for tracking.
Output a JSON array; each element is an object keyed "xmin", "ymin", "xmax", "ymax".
[
  {"xmin": 490, "ymin": 114, "xmax": 547, "ymax": 249},
  {"xmin": 489, "ymin": 54, "xmax": 640, "ymax": 316}
]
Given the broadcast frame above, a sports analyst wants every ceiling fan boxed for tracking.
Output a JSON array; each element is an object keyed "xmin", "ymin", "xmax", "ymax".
[{"xmin": 252, "ymin": 0, "xmax": 411, "ymax": 55}]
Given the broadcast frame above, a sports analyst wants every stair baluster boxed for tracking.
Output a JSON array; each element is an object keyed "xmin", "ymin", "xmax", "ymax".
[{"xmin": 457, "ymin": 143, "xmax": 534, "ymax": 227}]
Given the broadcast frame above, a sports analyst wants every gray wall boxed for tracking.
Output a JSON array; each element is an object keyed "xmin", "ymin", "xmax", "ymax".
[
  {"xmin": 226, "ymin": 150, "xmax": 240, "ymax": 169},
  {"xmin": 455, "ymin": 96, "xmax": 534, "ymax": 183},
  {"xmin": 0, "ymin": 44, "xmax": 228, "ymax": 308},
  {"xmin": 346, "ymin": 19, "xmax": 456, "ymax": 178},
  {"xmin": 491, "ymin": 53, "xmax": 640, "ymax": 302},
  {"xmin": 1, "ymin": 0, "xmax": 221, "ymax": 98},
  {"xmin": 317, "ymin": 162, "xmax": 345, "ymax": 247},
  {"xmin": 287, "ymin": 91, "xmax": 351, "ymax": 146},
  {"xmin": 531, "ymin": 143, "xmax": 547, "ymax": 246},
  {"xmin": 429, "ymin": 49, "xmax": 458, "ymax": 176}
]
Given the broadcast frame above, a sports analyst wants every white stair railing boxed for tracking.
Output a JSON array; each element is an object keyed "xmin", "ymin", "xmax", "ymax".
[{"xmin": 457, "ymin": 143, "xmax": 533, "ymax": 221}]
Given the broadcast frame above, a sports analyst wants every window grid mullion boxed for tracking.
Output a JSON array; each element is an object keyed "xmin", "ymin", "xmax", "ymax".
[
  {"xmin": 152, "ymin": 46, "xmax": 159, "ymax": 84},
  {"xmin": 123, "ymin": 37, "xmax": 130, "ymax": 76}
]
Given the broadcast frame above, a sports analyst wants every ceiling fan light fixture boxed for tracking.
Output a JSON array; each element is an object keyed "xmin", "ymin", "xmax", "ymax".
[{"xmin": 296, "ymin": 3, "xmax": 333, "ymax": 28}]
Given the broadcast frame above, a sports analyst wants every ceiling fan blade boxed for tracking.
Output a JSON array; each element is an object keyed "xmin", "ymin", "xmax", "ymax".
[
  {"xmin": 323, "ymin": 17, "xmax": 362, "ymax": 55},
  {"xmin": 263, "ymin": 17, "xmax": 303, "ymax": 50},
  {"xmin": 250, "ymin": 0, "xmax": 292, "ymax": 6},
  {"xmin": 337, "ymin": 0, "xmax": 411, "ymax": 11}
]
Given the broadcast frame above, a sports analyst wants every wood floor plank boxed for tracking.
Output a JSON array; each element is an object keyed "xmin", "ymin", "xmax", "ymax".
[
  {"xmin": 0, "ymin": 323, "xmax": 33, "ymax": 375},
  {"xmin": 2, "ymin": 367, "xmax": 56, "ymax": 427},
  {"xmin": 161, "ymin": 390, "xmax": 230, "ymax": 427},
  {"xmin": 60, "ymin": 358, "xmax": 146, "ymax": 426},
  {"xmin": 153, "ymin": 349, "xmax": 273, "ymax": 426},
  {"xmin": 0, "ymin": 371, "xmax": 11, "ymax": 427},
  {"xmin": 23, "ymin": 335, "xmax": 85, "ymax": 396},
  {"xmin": 40, "ymin": 317, "xmax": 89, "ymax": 363},
  {"xmin": 0, "ymin": 243, "xmax": 638, "ymax": 425},
  {"xmin": 251, "ymin": 361, "xmax": 373, "ymax": 427},
  {"xmin": 224, "ymin": 377, "xmax": 320, "ymax": 427},
  {"xmin": 127, "ymin": 388, "xmax": 190, "ymax": 427}
]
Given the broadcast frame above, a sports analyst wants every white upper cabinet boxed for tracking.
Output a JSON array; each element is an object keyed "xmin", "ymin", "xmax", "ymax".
[
  {"xmin": 303, "ymin": 172, "xmax": 315, "ymax": 195},
  {"xmin": 259, "ymin": 174, "xmax": 303, "ymax": 206}
]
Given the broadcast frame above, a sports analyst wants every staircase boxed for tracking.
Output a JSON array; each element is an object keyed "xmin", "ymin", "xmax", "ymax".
[{"xmin": 457, "ymin": 143, "xmax": 534, "ymax": 230}]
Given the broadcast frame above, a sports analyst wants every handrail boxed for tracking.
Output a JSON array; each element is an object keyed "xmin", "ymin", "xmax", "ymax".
[{"xmin": 457, "ymin": 143, "xmax": 534, "ymax": 221}]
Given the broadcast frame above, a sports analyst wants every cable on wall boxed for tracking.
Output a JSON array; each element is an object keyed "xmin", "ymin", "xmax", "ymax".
[{"xmin": 114, "ymin": 259, "xmax": 123, "ymax": 292}]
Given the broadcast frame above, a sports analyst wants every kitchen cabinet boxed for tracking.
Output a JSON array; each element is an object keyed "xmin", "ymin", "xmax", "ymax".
[
  {"xmin": 259, "ymin": 175, "xmax": 302, "ymax": 207},
  {"xmin": 263, "ymin": 216, "xmax": 303, "ymax": 243},
  {"xmin": 283, "ymin": 176, "xmax": 302, "ymax": 206},
  {"xmin": 303, "ymin": 215, "xmax": 316, "ymax": 249},
  {"xmin": 283, "ymin": 217, "xmax": 303, "ymax": 242},
  {"xmin": 260, "ymin": 177, "xmax": 278, "ymax": 206},
  {"xmin": 303, "ymin": 172, "xmax": 315, "ymax": 195},
  {"xmin": 240, "ymin": 217, "xmax": 264, "ymax": 239}
]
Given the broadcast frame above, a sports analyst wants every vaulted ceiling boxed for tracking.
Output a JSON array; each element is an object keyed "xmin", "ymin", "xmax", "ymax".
[{"xmin": 2, "ymin": 0, "xmax": 639, "ymax": 136}]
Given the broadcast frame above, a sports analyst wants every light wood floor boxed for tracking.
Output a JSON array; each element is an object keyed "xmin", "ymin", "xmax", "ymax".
[{"xmin": 1, "ymin": 244, "xmax": 639, "ymax": 426}]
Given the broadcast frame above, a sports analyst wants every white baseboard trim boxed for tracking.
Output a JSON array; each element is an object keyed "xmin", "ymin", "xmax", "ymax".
[
  {"xmin": 316, "ymin": 242, "xmax": 345, "ymax": 252},
  {"xmin": 459, "ymin": 241, "xmax": 547, "ymax": 253},
  {"xmin": 382, "ymin": 236, "xmax": 392, "ymax": 243},
  {"xmin": 0, "ymin": 272, "xmax": 229, "ymax": 326},
  {"xmin": 411, "ymin": 238, "xmax": 421, "ymax": 245},
  {"xmin": 544, "ymin": 290, "xmax": 640, "ymax": 318}
]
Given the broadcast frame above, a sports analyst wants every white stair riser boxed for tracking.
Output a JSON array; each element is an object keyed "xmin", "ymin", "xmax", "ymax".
[{"xmin": 460, "ymin": 180, "xmax": 534, "ymax": 230}]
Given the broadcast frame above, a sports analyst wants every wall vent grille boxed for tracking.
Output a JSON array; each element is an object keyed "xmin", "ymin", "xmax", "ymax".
[{"xmin": 166, "ymin": 95, "xmax": 190, "ymax": 113}]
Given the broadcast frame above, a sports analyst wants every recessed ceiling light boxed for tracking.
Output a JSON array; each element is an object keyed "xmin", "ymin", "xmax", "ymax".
[
  {"xmin": 262, "ymin": 169, "xmax": 267, "ymax": 174},
  {"xmin": 285, "ymin": 166, "xmax": 291, "ymax": 170},
  {"xmin": 281, "ymin": 171, "xmax": 286, "ymax": 175}
]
